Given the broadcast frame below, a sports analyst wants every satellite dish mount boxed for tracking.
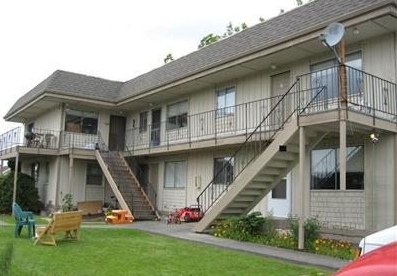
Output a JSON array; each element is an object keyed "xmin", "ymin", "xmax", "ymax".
[{"xmin": 319, "ymin": 22, "xmax": 345, "ymax": 63}]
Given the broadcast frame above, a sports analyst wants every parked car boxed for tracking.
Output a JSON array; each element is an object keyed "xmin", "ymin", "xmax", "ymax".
[
  {"xmin": 333, "ymin": 241, "xmax": 397, "ymax": 276},
  {"xmin": 358, "ymin": 225, "xmax": 397, "ymax": 256}
]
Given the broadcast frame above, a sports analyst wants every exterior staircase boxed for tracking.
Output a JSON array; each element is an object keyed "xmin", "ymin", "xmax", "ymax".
[
  {"xmin": 194, "ymin": 118, "xmax": 325, "ymax": 232},
  {"xmin": 194, "ymin": 80, "xmax": 327, "ymax": 232},
  {"xmin": 95, "ymin": 150, "xmax": 160, "ymax": 220}
]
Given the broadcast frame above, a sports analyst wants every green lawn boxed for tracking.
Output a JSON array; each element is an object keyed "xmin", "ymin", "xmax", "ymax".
[{"xmin": 0, "ymin": 225, "xmax": 331, "ymax": 276}]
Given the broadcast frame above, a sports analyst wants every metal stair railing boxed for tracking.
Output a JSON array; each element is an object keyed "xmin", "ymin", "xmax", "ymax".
[
  {"xmin": 196, "ymin": 79, "xmax": 300, "ymax": 214},
  {"xmin": 124, "ymin": 146, "xmax": 161, "ymax": 219}
]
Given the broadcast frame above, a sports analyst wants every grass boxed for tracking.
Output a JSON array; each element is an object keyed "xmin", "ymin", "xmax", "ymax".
[{"xmin": 0, "ymin": 225, "xmax": 331, "ymax": 276}]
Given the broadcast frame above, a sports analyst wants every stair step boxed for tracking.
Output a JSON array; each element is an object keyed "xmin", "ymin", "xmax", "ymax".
[
  {"xmin": 275, "ymin": 152, "xmax": 297, "ymax": 161},
  {"xmin": 259, "ymin": 168, "xmax": 282, "ymax": 175},
  {"xmin": 98, "ymin": 151, "xmax": 160, "ymax": 221},
  {"xmin": 248, "ymin": 182, "xmax": 271, "ymax": 189},
  {"xmin": 267, "ymin": 160, "xmax": 289, "ymax": 168},
  {"xmin": 235, "ymin": 195, "xmax": 256, "ymax": 202},
  {"xmin": 252, "ymin": 175, "xmax": 274, "ymax": 182}
]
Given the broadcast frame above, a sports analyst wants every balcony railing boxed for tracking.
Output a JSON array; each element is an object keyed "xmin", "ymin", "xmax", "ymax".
[
  {"xmin": 297, "ymin": 65, "xmax": 397, "ymax": 121},
  {"xmin": 0, "ymin": 66, "xmax": 395, "ymax": 156},
  {"xmin": 0, "ymin": 126, "xmax": 101, "ymax": 153},
  {"xmin": 125, "ymin": 94, "xmax": 295, "ymax": 152},
  {"xmin": 125, "ymin": 66, "xmax": 396, "ymax": 152},
  {"xmin": 59, "ymin": 131, "xmax": 100, "ymax": 150}
]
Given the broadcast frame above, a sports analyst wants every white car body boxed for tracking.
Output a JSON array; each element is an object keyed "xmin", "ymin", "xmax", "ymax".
[{"xmin": 358, "ymin": 225, "xmax": 397, "ymax": 256}]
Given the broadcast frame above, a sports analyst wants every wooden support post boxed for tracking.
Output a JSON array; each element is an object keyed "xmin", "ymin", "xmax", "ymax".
[
  {"xmin": 68, "ymin": 154, "xmax": 74, "ymax": 194},
  {"xmin": 338, "ymin": 39, "xmax": 347, "ymax": 191},
  {"xmin": 298, "ymin": 127, "xmax": 306, "ymax": 250}
]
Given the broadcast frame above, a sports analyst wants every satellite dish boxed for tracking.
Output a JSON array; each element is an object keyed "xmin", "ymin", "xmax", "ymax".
[{"xmin": 319, "ymin": 22, "xmax": 345, "ymax": 47}]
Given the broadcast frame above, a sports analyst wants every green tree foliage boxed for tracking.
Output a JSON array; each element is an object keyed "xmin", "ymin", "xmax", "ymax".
[
  {"xmin": 198, "ymin": 33, "xmax": 221, "ymax": 49},
  {"xmin": 198, "ymin": 22, "xmax": 248, "ymax": 49},
  {"xmin": 0, "ymin": 172, "xmax": 43, "ymax": 214},
  {"xmin": 163, "ymin": 53, "xmax": 174, "ymax": 64}
]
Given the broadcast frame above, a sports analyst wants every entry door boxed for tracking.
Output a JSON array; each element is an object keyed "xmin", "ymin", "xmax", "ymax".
[
  {"xmin": 271, "ymin": 71, "xmax": 291, "ymax": 125},
  {"xmin": 109, "ymin": 115, "xmax": 126, "ymax": 151},
  {"xmin": 268, "ymin": 174, "xmax": 291, "ymax": 218},
  {"xmin": 150, "ymin": 109, "xmax": 161, "ymax": 146}
]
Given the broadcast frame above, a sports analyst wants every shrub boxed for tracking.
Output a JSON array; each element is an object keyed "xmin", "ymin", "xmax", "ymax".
[
  {"xmin": 288, "ymin": 215, "xmax": 321, "ymax": 250},
  {"xmin": 0, "ymin": 172, "xmax": 43, "ymax": 214},
  {"xmin": 212, "ymin": 212, "xmax": 269, "ymax": 241},
  {"xmin": 61, "ymin": 193, "xmax": 73, "ymax": 212}
]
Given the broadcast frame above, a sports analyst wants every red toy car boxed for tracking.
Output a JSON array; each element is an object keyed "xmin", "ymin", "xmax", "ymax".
[
  {"xmin": 166, "ymin": 205, "xmax": 203, "ymax": 224},
  {"xmin": 333, "ymin": 241, "xmax": 397, "ymax": 276}
]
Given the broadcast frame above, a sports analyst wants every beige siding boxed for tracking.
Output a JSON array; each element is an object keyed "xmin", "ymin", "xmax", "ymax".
[
  {"xmin": 236, "ymin": 72, "xmax": 264, "ymax": 104},
  {"xmin": 189, "ymin": 87, "xmax": 213, "ymax": 115},
  {"xmin": 34, "ymin": 106, "xmax": 62, "ymax": 131},
  {"xmin": 364, "ymin": 33, "xmax": 396, "ymax": 82},
  {"xmin": 46, "ymin": 158, "xmax": 59, "ymax": 207},
  {"xmin": 98, "ymin": 110, "xmax": 111, "ymax": 145},
  {"xmin": 364, "ymin": 133, "xmax": 396, "ymax": 231},
  {"xmin": 187, "ymin": 152, "xmax": 213, "ymax": 205}
]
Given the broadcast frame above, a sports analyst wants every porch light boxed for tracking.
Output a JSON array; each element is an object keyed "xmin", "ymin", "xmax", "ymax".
[
  {"xmin": 353, "ymin": 27, "xmax": 360, "ymax": 35},
  {"xmin": 370, "ymin": 132, "xmax": 379, "ymax": 144}
]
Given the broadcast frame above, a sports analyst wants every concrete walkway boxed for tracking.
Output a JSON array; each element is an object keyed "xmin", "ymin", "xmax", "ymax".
[{"xmin": 128, "ymin": 221, "xmax": 348, "ymax": 271}]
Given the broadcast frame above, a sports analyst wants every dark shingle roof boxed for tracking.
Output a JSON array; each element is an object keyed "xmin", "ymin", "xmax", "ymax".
[
  {"xmin": 118, "ymin": 0, "xmax": 392, "ymax": 100},
  {"xmin": 5, "ymin": 0, "xmax": 394, "ymax": 120},
  {"xmin": 5, "ymin": 70, "xmax": 123, "ymax": 118}
]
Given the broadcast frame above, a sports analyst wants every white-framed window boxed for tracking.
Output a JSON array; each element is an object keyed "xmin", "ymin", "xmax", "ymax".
[
  {"xmin": 310, "ymin": 145, "xmax": 364, "ymax": 190},
  {"xmin": 216, "ymin": 87, "xmax": 235, "ymax": 116},
  {"xmin": 86, "ymin": 163, "xmax": 103, "ymax": 186},
  {"xmin": 65, "ymin": 109, "xmax": 98, "ymax": 134},
  {"xmin": 213, "ymin": 157, "xmax": 234, "ymax": 185},
  {"xmin": 167, "ymin": 101, "xmax": 188, "ymax": 130},
  {"xmin": 310, "ymin": 52, "xmax": 362, "ymax": 100},
  {"xmin": 164, "ymin": 161, "xmax": 186, "ymax": 188},
  {"xmin": 139, "ymin": 111, "xmax": 148, "ymax": 133}
]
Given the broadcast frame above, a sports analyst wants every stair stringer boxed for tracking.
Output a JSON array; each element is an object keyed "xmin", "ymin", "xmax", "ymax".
[
  {"xmin": 242, "ymin": 130, "xmax": 328, "ymax": 214},
  {"xmin": 95, "ymin": 150, "xmax": 134, "ymax": 219},
  {"xmin": 194, "ymin": 118, "xmax": 329, "ymax": 232},
  {"xmin": 194, "ymin": 118, "xmax": 299, "ymax": 232}
]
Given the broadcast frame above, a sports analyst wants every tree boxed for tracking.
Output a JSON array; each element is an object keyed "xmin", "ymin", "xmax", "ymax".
[
  {"xmin": 198, "ymin": 22, "xmax": 247, "ymax": 49},
  {"xmin": 163, "ymin": 53, "xmax": 174, "ymax": 64},
  {"xmin": 198, "ymin": 33, "xmax": 221, "ymax": 49},
  {"xmin": 0, "ymin": 172, "xmax": 43, "ymax": 214}
]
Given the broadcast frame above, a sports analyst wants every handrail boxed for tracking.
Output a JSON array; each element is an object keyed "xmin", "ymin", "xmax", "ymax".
[
  {"xmin": 196, "ymin": 79, "xmax": 299, "ymax": 214},
  {"xmin": 124, "ymin": 145, "xmax": 160, "ymax": 218},
  {"xmin": 96, "ymin": 131, "xmax": 160, "ymax": 219}
]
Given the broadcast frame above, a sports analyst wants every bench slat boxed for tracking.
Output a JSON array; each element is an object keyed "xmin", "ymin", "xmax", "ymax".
[{"xmin": 34, "ymin": 211, "xmax": 82, "ymax": 246}]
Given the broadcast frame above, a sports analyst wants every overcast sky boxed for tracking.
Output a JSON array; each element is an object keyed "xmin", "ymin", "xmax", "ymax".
[{"xmin": 0, "ymin": 0, "xmax": 299, "ymax": 133}]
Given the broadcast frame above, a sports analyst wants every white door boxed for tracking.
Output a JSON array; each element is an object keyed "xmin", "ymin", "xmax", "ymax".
[{"xmin": 267, "ymin": 174, "xmax": 291, "ymax": 218}]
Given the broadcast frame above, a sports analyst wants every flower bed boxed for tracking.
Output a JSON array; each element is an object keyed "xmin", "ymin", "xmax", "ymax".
[{"xmin": 211, "ymin": 212, "xmax": 357, "ymax": 260}]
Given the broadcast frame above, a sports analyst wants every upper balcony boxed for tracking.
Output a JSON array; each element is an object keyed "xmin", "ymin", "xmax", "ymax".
[
  {"xmin": 125, "ymin": 65, "xmax": 397, "ymax": 156},
  {"xmin": 0, "ymin": 126, "xmax": 101, "ymax": 159},
  {"xmin": 0, "ymin": 66, "xmax": 396, "ymax": 159}
]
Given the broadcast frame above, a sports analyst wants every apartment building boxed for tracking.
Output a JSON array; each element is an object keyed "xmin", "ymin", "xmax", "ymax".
[{"xmin": 1, "ymin": 0, "xmax": 396, "ymax": 233}]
